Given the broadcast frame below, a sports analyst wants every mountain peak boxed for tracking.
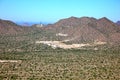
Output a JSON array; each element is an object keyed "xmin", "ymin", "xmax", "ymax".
[
  {"xmin": 65, "ymin": 16, "xmax": 79, "ymax": 21},
  {"xmin": 100, "ymin": 17, "xmax": 108, "ymax": 19},
  {"xmin": 69, "ymin": 16, "xmax": 78, "ymax": 19},
  {"xmin": 99, "ymin": 17, "xmax": 112, "ymax": 22}
]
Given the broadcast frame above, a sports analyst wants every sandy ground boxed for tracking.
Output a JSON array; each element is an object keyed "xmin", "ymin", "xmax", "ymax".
[
  {"xmin": 0, "ymin": 60, "xmax": 22, "ymax": 63},
  {"xmin": 36, "ymin": 40, "xmax": 106, "ymax": 49}
]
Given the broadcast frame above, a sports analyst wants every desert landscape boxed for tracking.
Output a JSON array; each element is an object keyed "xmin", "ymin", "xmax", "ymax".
[
  {"xmin": 0, "ymin": 0, "xmax": 120, "ymax": 80},
  {"xmin": 0, "ymin": 16, "xmax": 120, "ymax": 80}
]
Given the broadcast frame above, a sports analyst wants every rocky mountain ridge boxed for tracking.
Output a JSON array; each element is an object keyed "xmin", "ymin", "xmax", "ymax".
[{"xmin": 45, "ymin": 17, "xmax": 120, "ymax": 45}]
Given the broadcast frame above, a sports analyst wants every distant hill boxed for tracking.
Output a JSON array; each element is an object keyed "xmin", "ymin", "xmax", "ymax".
[
  {"xmin": 0, "ymin": 19, "xmax": 23, "ymax": 34},
  {"xmin": 45, "ymin": 17, "xmax": 120, "ymax": 45},
  {"xmin": 0, "ymin": 19, "xmax": 41, "ymax": 35},
  {"xmin": 116, "ymin": 21, "xmax": 120, "ymax": 26}
]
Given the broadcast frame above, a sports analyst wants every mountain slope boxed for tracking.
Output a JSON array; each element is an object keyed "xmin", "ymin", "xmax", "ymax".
[
  {"xmin": 0, "ymin": 19, "xmax": 23, "ymax": 34},
  {"xmin": 45, "ymin": 17, "xmax": 120, "ymax": 45}
]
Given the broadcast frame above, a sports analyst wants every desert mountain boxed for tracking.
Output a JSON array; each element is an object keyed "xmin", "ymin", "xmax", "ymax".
[
  {"xmin": 45, "ymin": 17, "xmax": 120, "ymax": 45},
  {"xmin": 0, "ymin": 19, "xmax": 23, "ymax": 34},
  {"xmin": 0, "ymin": 19, "xmax": 40, "ymax": 35}
]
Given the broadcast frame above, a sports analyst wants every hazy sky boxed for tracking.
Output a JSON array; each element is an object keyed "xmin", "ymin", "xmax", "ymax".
[{"xmin": 0, "ymin": 0, "xmax": 120, "ymax": 23}]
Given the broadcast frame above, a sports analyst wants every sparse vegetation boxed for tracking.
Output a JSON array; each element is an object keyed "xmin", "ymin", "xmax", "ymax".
[
  {"xmin": 0, "ymin": 49, "xmax": 119, "ymax": 80},
  {"xmin": 0, "ymin": 17, "xmax": 120, "ymax": 80}
]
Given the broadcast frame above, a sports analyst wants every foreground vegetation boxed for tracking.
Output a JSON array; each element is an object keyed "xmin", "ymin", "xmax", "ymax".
[{"xmin": 0, "ymin": 49, "xmax": 119, "ymax": 80}]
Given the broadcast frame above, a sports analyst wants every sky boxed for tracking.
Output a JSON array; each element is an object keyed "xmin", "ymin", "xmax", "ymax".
[{"xmin": 0, "ymin": 0, "xmax": 120, "ymax": 23}]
